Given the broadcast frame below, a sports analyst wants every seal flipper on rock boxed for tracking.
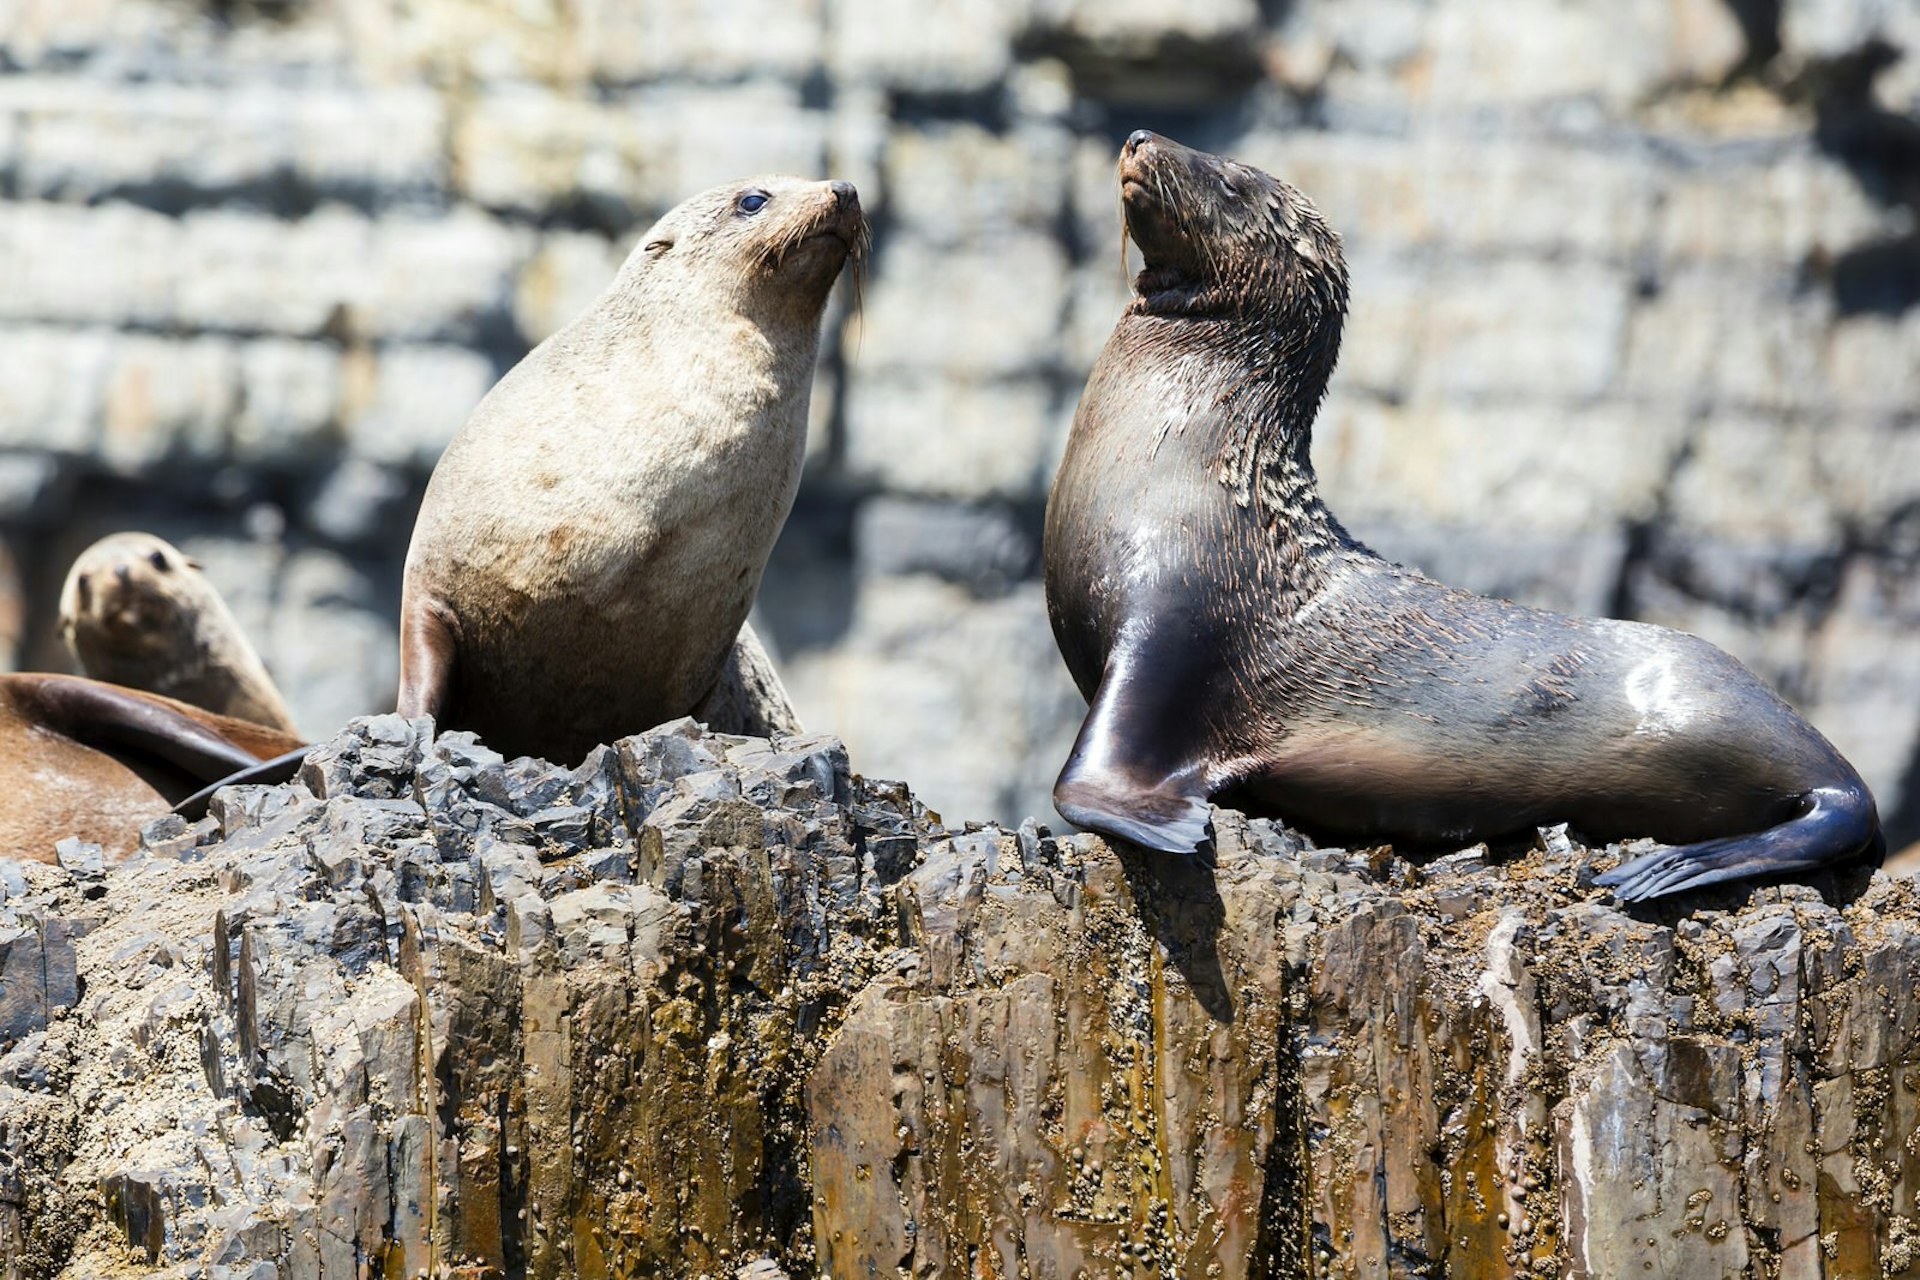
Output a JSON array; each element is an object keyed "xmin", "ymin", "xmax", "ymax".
[
  {"xmin": 1043, "ymin": 131, "xmax": 1881, "ymax": 902},
  {"xmin": 0, "ymin": 674, "xmax": 304, "ymax": 863},
  {"xmin": 1054, "ymin": 632, "xmax": 1217, "ymax": 855},
  {"xmin": 1597, "ymin": 782, "xmax": 1881, "ymax": 901},
  {"xmin": 397, "ymin": 592, "xmax": 459, "ymax": 723},
  {"xmin": 690, "ymin": 621, "xmax": 804, "ymax": 738},
  {"xmin": 394, "ymin": 176, "xmax": 863, "ymax": 766}
]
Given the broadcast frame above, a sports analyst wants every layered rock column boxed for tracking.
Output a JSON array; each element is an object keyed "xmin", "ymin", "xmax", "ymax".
[{"xmin": 0, "ymin": 718, "xmax": 1915, "ymax": 1278}]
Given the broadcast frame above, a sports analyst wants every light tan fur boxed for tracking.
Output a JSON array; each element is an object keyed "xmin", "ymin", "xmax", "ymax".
[
  {"xmin": 60, "ymin": 532, "xmax": 299, "ymax": 735},
  {"xmin": 400, "ymin": 176, "xmax": 862, "ymax": 763}
]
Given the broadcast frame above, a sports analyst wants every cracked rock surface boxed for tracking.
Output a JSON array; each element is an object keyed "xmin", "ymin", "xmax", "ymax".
[{"xmin": 1, "ymin": 716, "xmax": 1916, "ymax": 1279}]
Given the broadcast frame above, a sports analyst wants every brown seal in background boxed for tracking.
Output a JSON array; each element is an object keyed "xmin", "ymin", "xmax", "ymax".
[
  {"xmin": 60, "ymin": 531, "xmax": 300, "ymax": 734},
  {"xmin": 397, "ymin": 175, "xmax": 862, "ymax": 763},
  {"xmin": 0, "ymin": 673, "xmax": 303, "ymax": 863},
  {"xmin": 1042, "ymin": 131, "xmax": 1879, "ymax": 901}
]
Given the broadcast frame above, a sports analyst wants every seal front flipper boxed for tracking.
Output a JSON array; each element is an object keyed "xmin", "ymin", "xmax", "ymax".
[
  {"xmin": 1595, "ymin": 781, "xmax": 1881, "ymax": 902},
  {"xmin": 397, "ymin": 593, "xmax": 459, "ymax": 721},
  {"xmin": 1053, "ymin": 647, "xmax": 1216, "ymax": 855},
  {"xmin": 20, "ymin": 674, "xmax": 310, "ymax": 819}
]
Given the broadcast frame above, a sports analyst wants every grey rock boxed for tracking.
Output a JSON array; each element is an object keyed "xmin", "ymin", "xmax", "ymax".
[
  {"xmin": 2, "ymin": 730, "xmax": 1917, "ymax": 1277},
  {"xmin": 53, "ymin": 837, "xmax": 105, "ymax": 888},
  {"xmin": 1, "ymin": 0, "xmax": 1913, "ymax": 850}
]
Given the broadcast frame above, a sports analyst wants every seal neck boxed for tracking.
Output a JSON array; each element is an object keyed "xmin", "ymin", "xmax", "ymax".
[{"xmin": 1147, "ymin": 315, "xmax": 1358, "ymax": 576}]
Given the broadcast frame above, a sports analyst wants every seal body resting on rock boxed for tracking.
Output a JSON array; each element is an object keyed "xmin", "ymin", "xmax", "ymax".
[
  {"xmin": 1042, "ymin": 130, "xmax": 1879, "ymax": 902},
  {"xmin": 0, "ymin": 673, "xmax": 302, "ymax": 863},
  {"xmin": 397, "ymin": 176, "xmax": 862, "ymax": 764},
  {"xmin": 60, "ymin": 531, "xmax": 299, "ymax": 734}
]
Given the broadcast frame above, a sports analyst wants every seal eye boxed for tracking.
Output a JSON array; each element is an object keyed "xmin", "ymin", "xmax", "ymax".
[
  {"xmin": 148, "ymin": 550, "xmax": 169, "ymax": 572},
  {"xmin": 737, "ymin": 191, "xmax": 770, "ymax": 215}
]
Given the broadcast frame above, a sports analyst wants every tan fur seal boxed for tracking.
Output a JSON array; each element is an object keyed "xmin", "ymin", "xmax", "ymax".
[
  {"xmin": 0, "ymin": 673, "xmax": 303, "ymax": 864},
  {"xmin": 397, "ymin": 176, "xmax": 862, "ymax": 763},
  {"xmin": 1043, "ymin": 131, "xmax": 1880, "ymax": 902},
  {"xmin": 60, "ymin": 532, "xmax": 299, "ymax": 734}
]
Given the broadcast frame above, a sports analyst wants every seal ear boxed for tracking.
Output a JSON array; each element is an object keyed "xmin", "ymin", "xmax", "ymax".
[{"xmin": 643, "ymin": 237, "xmax": 673, "ymax": 258}]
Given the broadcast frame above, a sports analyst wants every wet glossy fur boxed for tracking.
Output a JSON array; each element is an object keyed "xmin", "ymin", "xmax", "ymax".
[
  {"xmin": 1044, "ymin": 132, "xmax": 1879, "ymax": 901},
  {"xmin": 0, "ymin": 673, "xmax": 302, "ymax": 864}
]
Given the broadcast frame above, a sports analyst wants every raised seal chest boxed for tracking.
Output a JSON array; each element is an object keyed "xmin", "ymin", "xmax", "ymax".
[{"xmin": 399, "ymin": 176, "xmax": 865, "ymax": 765}]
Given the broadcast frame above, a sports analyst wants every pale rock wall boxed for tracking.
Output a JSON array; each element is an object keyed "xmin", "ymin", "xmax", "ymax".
[{"xmin": 0, "ymin": 0, "xmax": 1917, "ymax": 844}]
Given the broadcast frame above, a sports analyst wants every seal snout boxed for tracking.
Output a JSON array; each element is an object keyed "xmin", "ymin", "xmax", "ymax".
[
  {"xmin": 1118, "ymin": 129, "xmax": 1161, "ymax": 191},
  {"xmin": 805, "ymin": 178, "xmax": 866, "ymax": 253}
]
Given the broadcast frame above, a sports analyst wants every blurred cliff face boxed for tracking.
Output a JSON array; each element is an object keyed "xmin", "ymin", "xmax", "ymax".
[{"xmin": 1, "ymin": 0, "xmax": 1917, "ymax": 844}]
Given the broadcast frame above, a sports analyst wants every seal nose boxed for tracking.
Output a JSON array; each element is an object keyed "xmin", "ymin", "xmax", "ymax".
[
  {"xmin": 1125, "ymin": 129, "xmax": 1155, "ymax": 157},
  {"xmin": 829, "ymin": 180, "xmax": 858, "ymax": 210},
  {"xmin": 114, "ymin": 563, "xmax": 130, "ymax": 584}
]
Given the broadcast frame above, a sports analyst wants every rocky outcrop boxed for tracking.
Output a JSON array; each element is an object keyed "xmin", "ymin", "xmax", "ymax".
[
  {"xmin": 3, "ymin": 0, "xmax": 1919, "ymax": 845},
  {"xmin": 2, "ymin": 717, "xmax": 1915, "ymax": 1279}
]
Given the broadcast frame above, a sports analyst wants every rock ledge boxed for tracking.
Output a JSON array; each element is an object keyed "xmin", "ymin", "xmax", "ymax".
[{"xmin": 1, "ymin": 716, "xmax": 1915, "ymax": 1279}]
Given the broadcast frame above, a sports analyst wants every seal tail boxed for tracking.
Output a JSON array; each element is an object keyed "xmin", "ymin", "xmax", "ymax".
[
  {"xmin": 1595, "ymin": 782, "xmax": 1881, "ymax": 902},
  {"xmin": 173, "ymin": 746, "xmax": 313, "ymax": 821},
  {"xmin": 1053, "ymin": 653, "xmax": 1215, "ymax": 855}
]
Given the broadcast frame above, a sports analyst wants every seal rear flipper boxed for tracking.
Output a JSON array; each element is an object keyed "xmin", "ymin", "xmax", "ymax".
[
  {"xmin": 1595, "ymin": 783, "xmax": 1881, "ymax": 902},
  {"xmin": 1052, "ymin": 656, "xmax": 1216, "ymax": 855},
  {"xmin": 173, "ymin": 746, "xmax": 314, "ymax": 821},
  {"xmin": 33, "ymin": 676, "xmax": 266, "ymax": 783}
]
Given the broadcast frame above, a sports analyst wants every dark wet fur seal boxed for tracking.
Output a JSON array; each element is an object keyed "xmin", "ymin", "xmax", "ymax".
[
  {"xmin": 0, "ymin": 673, "xmax": 303, "ymax": 863},
  {"xmin": 60, "ymin": 531, "xmax": 300, "ymax": 734},
  {"xmin": 1043, "ymin": 131, "xmax": 1880, "ymax": 902},
  {"xmin": 396, "ymin": 175, "xmax": 864, "ymax": 765}
]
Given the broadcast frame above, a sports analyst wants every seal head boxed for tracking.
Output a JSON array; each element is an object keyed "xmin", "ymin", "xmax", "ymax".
[
  {"xmin": 1044, "ymin": 132, "xmax": 1879, "ymax": 901},
  {"xmin": 1119, "ymin": 130, "xmax": 1346, "ymax": 326},
  {"xmin": 397, "ymin": 176, "xmax": 865, "ymax": 764},
  {"xmin": 60, "ymin": 532, "xmax": 299, "ymax": 735}
]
